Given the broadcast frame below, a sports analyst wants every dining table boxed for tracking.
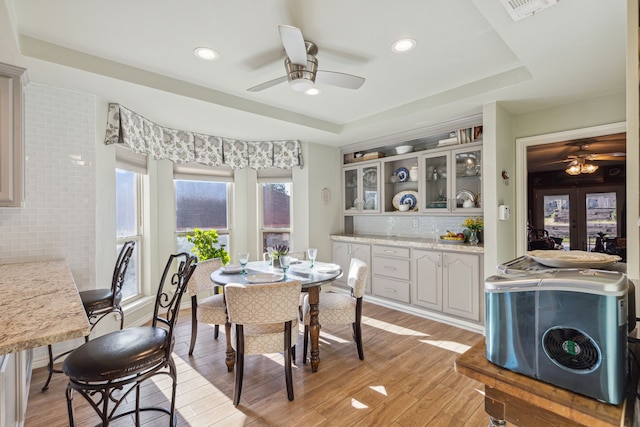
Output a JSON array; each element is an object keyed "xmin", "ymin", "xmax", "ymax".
[{"xmin": 211, "ymin": 259, "xmax": 342, "ymax": 373}]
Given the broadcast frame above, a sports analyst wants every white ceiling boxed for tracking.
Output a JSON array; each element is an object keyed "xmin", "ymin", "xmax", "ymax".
[{"xmin": 0, "ymin": 0, "xmax": 627, "ymax": 147}]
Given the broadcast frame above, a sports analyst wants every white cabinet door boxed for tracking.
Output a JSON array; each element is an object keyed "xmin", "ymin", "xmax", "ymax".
[
  {"xmin": 350, "ymin": 243, "xmax": 372, "ymax": 293},
  {"xmin": 331, "ymin": 241, "xmax": 371, "ymax": 293},
  {"xmin": 411, "ymin": 249, "xmax": 442, "ymax": 311},
  {"xmin": 442, "ymin": 252, "xmax": 480, "ymax": 321}
]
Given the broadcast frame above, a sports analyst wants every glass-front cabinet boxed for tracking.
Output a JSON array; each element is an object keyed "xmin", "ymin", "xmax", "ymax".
[
  {"xmin": 343, "ymin": 163, "xmax": 381, "ymax": 213},
  {"xmin": 422, "ymin": 143, "xmax": 482, "ymax": 213}
]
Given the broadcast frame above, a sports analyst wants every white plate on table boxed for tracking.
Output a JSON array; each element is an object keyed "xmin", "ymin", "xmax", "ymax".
[
  {"xmin": 316, "ymin": 264, "xmax": 341, "ymax": 274},
  {"xmin": 220, "ymin": 264, "xmax": 242, "ymax": 274},
  {"xmin": 527, "ymin": 250, "xmax": 621, "ymax": 268},
  {"xmin": 246, "ymin": 273, "xmax": 284, "ymax": 283}
]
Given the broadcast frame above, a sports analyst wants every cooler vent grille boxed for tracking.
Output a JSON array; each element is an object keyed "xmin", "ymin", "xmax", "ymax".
[{"xmin": 543, "ymin": 327, "xmax": 600, "ymax": 372}]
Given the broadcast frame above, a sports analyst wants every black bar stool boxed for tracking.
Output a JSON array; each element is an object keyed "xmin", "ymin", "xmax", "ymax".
[
  {"xmin": 42, "ymin": 241, "xmax": 135, "ymax": 391},
  {"xmin": 62, "ymin": 252, "xmax": 196, "ymax": 426}
]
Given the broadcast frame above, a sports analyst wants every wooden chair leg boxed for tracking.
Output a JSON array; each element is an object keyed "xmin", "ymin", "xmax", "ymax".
[
  {"xmin": 354, "ymin": 321, "xmax": 364, "ymax": 360},
  {"xmin": 303, "ymin": 325, "xmax": 309, "ymax": 364},
  {"xmin": 233, "ymin": 326, "xmax": 244, "ymax": 406},
  {"xmin": 189, "ymin": 307, "xmax": 198, "ymax": 356},
  {"xmin": 284, "ymin": 321, "xmax": 294, "ymax": 401}
]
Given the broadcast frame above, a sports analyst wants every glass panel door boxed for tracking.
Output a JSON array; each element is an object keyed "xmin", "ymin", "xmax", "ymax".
[
  {"xmin": 344, "ymin": 167, "xmax": 359, "ymax": 212},
  {"xmin": 423, "ymin": 153, "xmax": 449, "ymax": 211},
  {"xmin": 362, "ymin": 165, "xmax": 379, "ymax": 211}
]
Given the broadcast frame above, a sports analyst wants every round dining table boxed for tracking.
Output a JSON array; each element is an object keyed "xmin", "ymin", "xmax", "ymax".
[{"xmin": 211, "ymin": 260, "xmax": 342, "ymax": 373}]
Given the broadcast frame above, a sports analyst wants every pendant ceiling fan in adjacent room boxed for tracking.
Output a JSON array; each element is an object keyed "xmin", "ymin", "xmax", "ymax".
[
  {"xmin": 247, "ymin": 25, "xmax": 366, "ymax": 94},
  {"xmin": 543, "ymin": 140, "xmax": 626, "ymax": 175}
]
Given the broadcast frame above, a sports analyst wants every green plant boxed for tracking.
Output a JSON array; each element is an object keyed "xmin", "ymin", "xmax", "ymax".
[
  {"xmin": 272, "ymin": 244, "xmax": 289, "ymax": 257},
  {"xmin": 187, "ymin": 228, "xmax": 230, "ymax": 265}
]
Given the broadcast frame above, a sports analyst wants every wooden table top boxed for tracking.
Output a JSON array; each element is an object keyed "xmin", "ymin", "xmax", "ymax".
[
  {"xmin": 455, "ymin": 339, "xmax": 634, "ymax": 427},
  {"xmin": 0, "ymin": 259, "xmax": 90, "ymax": 355}
]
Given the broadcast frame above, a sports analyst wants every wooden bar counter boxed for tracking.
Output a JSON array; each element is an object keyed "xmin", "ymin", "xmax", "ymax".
[
  {"xmin": 0, "ymin": 259, "xmax": 90, "ymax": 355},
  {"xmin": 455, "ymin": 339, "xmax": 635, "ymax": 427}
]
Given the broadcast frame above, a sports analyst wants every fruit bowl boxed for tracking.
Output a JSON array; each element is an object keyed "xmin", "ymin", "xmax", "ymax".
[{"xmin": 439, "ymin": 235, "xmax": 466, "ymax": 244}]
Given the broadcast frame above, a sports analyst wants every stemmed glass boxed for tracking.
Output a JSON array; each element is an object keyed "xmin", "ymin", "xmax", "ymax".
[
  {"xmin": 238, "ymin": 252, "xmax": 249, "ymax": 275},
  {"xmin": 280, "ymin": 255, "xmax": 291, "ymax": 278},
  {"xmin": 307, "ymin": 248, "xmax": 318, "ymax": 268},
  {"xmin": 266, "ymin": 247, "xmax": 275, "ymax": 266}
]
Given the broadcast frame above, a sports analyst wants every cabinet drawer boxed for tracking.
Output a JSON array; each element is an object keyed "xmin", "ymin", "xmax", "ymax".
[
  {"xmin": 372, "ymin": 277, "xmax": 410, "ymax": 303},
  {"xmin": 372, "ymin": 255, "xmax": 410, "ymax": 280},
  {"xmin": 373, "ymin": 245, "xmax": 410, "ymax": 258}
]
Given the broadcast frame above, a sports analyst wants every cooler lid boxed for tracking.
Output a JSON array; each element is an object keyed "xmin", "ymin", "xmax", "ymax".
[{"xmin": 486, "ymin": 269, "xmax": 627, "ymax": 296}]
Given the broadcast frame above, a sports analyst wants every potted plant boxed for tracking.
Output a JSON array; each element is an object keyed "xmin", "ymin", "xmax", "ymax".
[
  {"xmin": 268, "ymin": 244, "xmax": 289, "ymax": 267},
  {"xmin": 187, "ymin": 228, "xmax": 230, "ymax": 265}
]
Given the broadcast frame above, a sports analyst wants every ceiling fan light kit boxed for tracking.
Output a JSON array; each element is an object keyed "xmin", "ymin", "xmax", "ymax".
[{"xmin": 565, "ymin": 159, "xmax": 598, "ymax": 176}]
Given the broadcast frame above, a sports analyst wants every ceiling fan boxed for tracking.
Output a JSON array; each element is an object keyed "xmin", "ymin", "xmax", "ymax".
[
  {"xmin": 247, "ymin": 25, "xmax": 366, "ymax": 94},
  {"xmin": 541, "ymin": 142, "xmax": 626, "ymax": 175}
]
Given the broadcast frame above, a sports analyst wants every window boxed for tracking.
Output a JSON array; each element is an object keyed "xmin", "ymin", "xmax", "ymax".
[
  {"xmin": 260, "ymin": 181, "xmax": 292, "ymax": 252},
  {"xmin": 175, "ymin": 179, "xmax": 231, "ymax": 254},
  {"xmin": 115, "ymin": 168, "xmax": 142, "ymax": 299}
]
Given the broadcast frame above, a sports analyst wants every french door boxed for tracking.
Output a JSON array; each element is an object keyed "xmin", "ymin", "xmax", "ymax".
[{"xmin": 533, "ymin": 185, "xmax": 625, "ymax": 251}]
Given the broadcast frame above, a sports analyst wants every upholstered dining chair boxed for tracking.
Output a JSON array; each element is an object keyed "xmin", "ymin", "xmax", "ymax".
[
  {"xmin": 187, "ymin": 258, "xmax": 227, "ymax": 355},
  {"xmin": 302, "ymin": 257, "xmax": 368, "ymax": 363},
  {"xmin": 224, "ymin": 280, "xmax": 302, "ymax": 406},
  {"xmin": 62, "ymin": 252, "xmax": 196, "ymax": 426},
  {"xmin": 42, "ymin": 240, "xmax": 135, "ymax": 391}
]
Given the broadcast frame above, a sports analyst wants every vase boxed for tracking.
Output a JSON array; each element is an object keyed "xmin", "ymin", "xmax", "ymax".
[{"xmin": 468, "ymin": 230, "xmax": 479, "ymax": 245}]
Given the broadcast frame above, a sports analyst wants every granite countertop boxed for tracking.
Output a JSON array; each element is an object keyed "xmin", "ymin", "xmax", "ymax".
[
  {"xmin": 330, "ymin": 234, "xmax": 484, "ymax": 254},
  {"xmin": 0, "ymin": 259, "xmax": 91, "ymax": 355}
]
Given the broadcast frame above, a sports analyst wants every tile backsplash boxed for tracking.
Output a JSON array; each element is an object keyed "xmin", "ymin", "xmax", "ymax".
[
  {"xmin": 0, "ymin": 83, "xmax": 96, "ymax": 289},
  {"xmin": 354, "ymin": 215, "xmax": 475, "ymax": 240}
]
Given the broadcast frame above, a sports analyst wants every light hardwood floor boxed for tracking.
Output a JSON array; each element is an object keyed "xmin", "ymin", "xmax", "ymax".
[{"xmin": 25, "ymin": 301, "xmax": 493, "ymax": 426}]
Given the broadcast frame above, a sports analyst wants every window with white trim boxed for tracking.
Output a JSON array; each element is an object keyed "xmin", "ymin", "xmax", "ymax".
[
  {"xmin": 115, "ymin": 147, "xmax": 145, "ymax": 300},
  {"xmin": 174, "ymin": 163, "xmax": 233, "ymax": 256},
  {"xmin": 259, "ymin": 168, "xmax": 293, "ymax": 253}
]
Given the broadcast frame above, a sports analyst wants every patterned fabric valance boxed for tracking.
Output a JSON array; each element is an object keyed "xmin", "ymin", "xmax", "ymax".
[{"xmin": 104, "ymin": 103, "xmax": 302, "ymax": 170}]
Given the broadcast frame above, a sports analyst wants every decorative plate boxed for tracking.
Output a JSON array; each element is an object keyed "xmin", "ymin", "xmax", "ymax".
[
  {"xmin": 392, "ymin": 191, "xmax": 418, "ymax": 211},
  {"xmin": 527, "ymin": 250, "xmax": 621, "ymax": 268},
  {"xmin": 317, "ymin": 264, "xmax": 341, "ymax": 274},
  {"xmin": 220, "ymin": 264, "xmax": 242, "ymax": 274},
  {"xmin": 246, "ymin": 273, "xmax": 284, "ymax": 283},
  {"xmin": 395, "ymin": 167, "xmax": 409, "ymax": 182},
  {"xmin": 455, "ymin": 189, "xmax": 475, "ymax": 207}
]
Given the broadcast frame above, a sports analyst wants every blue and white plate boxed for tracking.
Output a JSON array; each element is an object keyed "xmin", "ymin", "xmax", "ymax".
[
  {"xmin": 400, "ymin": 193, "xmax": 417, "ymax": 210},
  {"xmin": 395, "ymin": 167, "xmax": 409, "ymax": 182},
  {"xmin": 392, "ymin": 190, "xmax": 419, "ymax": 211}
]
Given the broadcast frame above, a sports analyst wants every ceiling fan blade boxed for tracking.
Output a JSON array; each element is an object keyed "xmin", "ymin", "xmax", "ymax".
[
  {"xmin": 315, "ymin": 71, "xmax": 365, "ymax": 89},
  {"xmin": 589, "ymin": 153, "xmax": 626, "ymax": 161},
  {"xmin": 247, "ymin": 76, "xmax": 288, "ymax": 92},
  {"xmin": 278, "ymin": 25, "xmax": 307, "ymax": 65}
]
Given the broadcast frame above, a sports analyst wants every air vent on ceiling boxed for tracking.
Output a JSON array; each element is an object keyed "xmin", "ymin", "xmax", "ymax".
[{"xmin": 499, "ymin": 0, "xmax": 558, "ymax": 21}]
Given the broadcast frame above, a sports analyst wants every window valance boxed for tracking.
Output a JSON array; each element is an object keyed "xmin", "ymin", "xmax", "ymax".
[{"xmin": 104, "ymin": 103, "xmax": 302, "ymax": 170}]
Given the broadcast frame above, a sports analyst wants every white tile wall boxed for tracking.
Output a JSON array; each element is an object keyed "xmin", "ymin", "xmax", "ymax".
[
  {"xmin": 0, "ymin": 84, "xmax": 96, "ymax": 289},
  {"xmin": 354, "ymin": 215, "xmax": 475, "ymax": 240}
]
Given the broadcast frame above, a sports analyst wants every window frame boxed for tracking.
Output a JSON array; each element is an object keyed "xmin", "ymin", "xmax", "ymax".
[
  {"xmin": 258, "ymin": 178, "xmax": 293, "ymax": 253},
  {"xmin": 115, "ymin": 167, "xmax": 144, "ymax": 301}
]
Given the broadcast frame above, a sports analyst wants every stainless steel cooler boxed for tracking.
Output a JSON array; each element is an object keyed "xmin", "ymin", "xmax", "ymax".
[{"xmin": 485, "ymin": 268, "xmax": 629, "ymax": 404}]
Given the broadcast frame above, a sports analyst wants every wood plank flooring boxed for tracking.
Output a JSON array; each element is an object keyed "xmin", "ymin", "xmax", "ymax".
[{"xmin": 25, "ymin": 301, "xmax": 495, "ymax": 426}]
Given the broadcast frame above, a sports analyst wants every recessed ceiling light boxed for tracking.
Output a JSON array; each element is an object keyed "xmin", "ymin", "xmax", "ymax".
[
  {"xmin": 391, "ymin": 38, "xmax": 416, "ymax": 53},
  {"xmin": 193, "ymin": 47, "xmax": 219, "ymax": 61},
  {"xmin": 305, "ymin": 87, "xmax": 321, "ymax": 96}
]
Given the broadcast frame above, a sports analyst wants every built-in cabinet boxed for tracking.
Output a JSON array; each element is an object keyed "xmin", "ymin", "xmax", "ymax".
[
  {"xmin": 411, "ymin": 249, "xmax": 481, "ymax": 322},
  {"xmin": 371, "ymin": 245, "xmax": 411, "ymax": 302},
  {"xmin": 332, "ymin": 241, "xmax": 372, "ymax": 293},
  {"xmin": 0, "ymin": 63, "xmax": 28, "ymax": 208},
  {"xmin": 422, "ymin": 143, "xmax": 482, "ymax": 213},
  {"xmin": 331, "ymin": 236, "xmax": 484, "ymax": 328},
  {"xmin": 342, "ymin": 137, "xmax": 483, "ymax": 218},
  {"xmin": 343, "ymin": 163, "xmax": 381, "ymax": 214}
]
